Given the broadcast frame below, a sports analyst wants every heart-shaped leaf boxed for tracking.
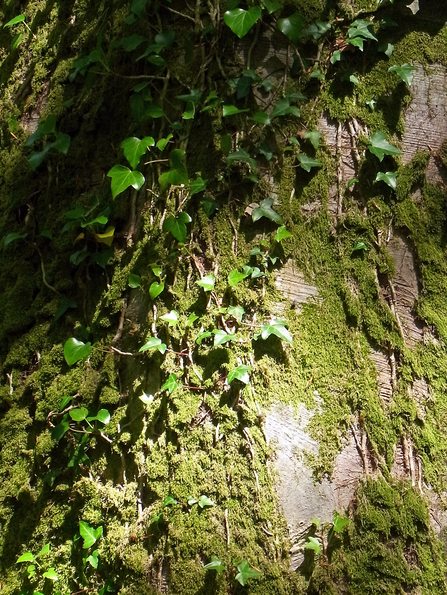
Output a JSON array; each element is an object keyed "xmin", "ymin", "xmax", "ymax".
[
  {"xmin": 275, "ymin": 226, "xmax": 292, "ymax": 242},
  {"xmin": 223, "ymin": 105, "xmax": 250, "ymax": 117},
  {"xmin": 304, "ymin": 130, "xmax": 321, "ymax": 150},
  {"xmin": 96, "ymin": 409, "xmax": 111, "ymax": 425},
  {"xmin": 271, "ymin": 98, "xmax": 300, "ymax": 119},
  {"xmin": 139, "ymin": 337, "xmax": 167, "ymax": 354},
  {"xmin": 277, "ymin": 13, "xmax": 303, "ymax": 44},
  {"xmin": 227, "ymin": 305, "xmax": 245, "ymax": 322},
  {"xmin": 42, "ymin": 568, "xmax": 58, "ymax": 581},
  {"xmin": 252, "ymin": 198, "xmax": 283, "ymax": 224},
  {"xmin": 375, "ymin": 171, "xmax": 397, "ymax": 189},
  {"xmin": 120, "ymin": 136, "xmax": 155, "ymax": 169},
  {"xmin": 227, "ymin": 365, "xmax": 251, "ymax": 385},
  {"xmin": 228, "ymin": 269, "xmax": 249, "ymax": 286},
  {"xmin": 204, "ymin": 555, "xmax": 226, "ymax": 574},
  {"xmin": 252, "ymin": 111, "xmax": 271, "ymax": 125},
  {"xmin": 163, "ymin": 214, "xmax": 189, "ymax": 243},
  {"xmin": 213, "ymin": 329, "xmax": 236, "ymax": 347},
  {"xmin": 304, "ymin": 536, "xmax": 322, "ymax": 554},
  {"xmin": 107, "ymin": 165, "xmax": 145, "ymax": 199},
  {"xmin": 128, "ymin": 273, "xmax": 141, "ymax": 288},
  {"xmin": 51, "ymin": 414, "xmax": 70, "ymax": 441},
  {"xmin": 17, "ymin": 552, "xmax": 35, "ymax": 564},
  {"xmin": 161, "ymin": 373, "xmax": 179, "ymax": 394},
  {"xmin": 297, "ymin": 153, "xmax": 322, "ymax": 172},
  {"xmin": 160, "ymin": 310, "xmax": 179, "ymax": 326},
  {"xmin": 235, "ymin": 560, "xmax": 263, "ymax": 586},
  {"xmin": 388, "ymin": 63, "xmax": 416, "ymax": 86},
  {"xmin": 79, "ymin": 521, "xmax": 101, "ymax": 549},
  {"xmin": 64, "ymin": 338, "xmax": 92, "ymax": 366},
  {"xmin": 189, "ymin": 177, "xmax": 207, "ymax": 196},
  {"xmin": 261, "ymin": 320, "xmax": 293, "ymax": 344},
  {"xmin": 150, "ymin": 281, "xmax": 164, "ymax": 299},
  {"xmin": 159, "ymin": 149, "xmax": 188, "ymax": 190},
  {"xmin": 85, "ymin": 549, "xmax": 99, "ymax": 568},
  {"xmin": 368, "ymin": 132, "xmax": 402, "ymax": 162},
  {"xmin": 196, "ymin": 274, "xmax": 215, "ymax": 291},
  {"xmin": 198, "ymin": 495, "xmax": 215, "ymax": 508},
  {"xmin": 224, "ymin": 7, "xmax": 262, "ymax": 39},
  {"xmin": 69, "ymin": 407, "xmax": 89, "ymax": 422}
]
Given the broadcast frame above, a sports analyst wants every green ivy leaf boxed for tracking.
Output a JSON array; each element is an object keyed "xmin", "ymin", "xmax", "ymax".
[
  {"xmin": 107, "ymin": 165, "xmax": 145, "ymax": 199},
  {"xmin": 4, "ymin": 232, "xmax": 28, "ymax": 247},
  {"xmin": 204, "ymin": 555, "xmax": 226, "ymax": 574},
  {"xmin": 96, "ymin": 409, "xmax": 111, "ymax": 425},
  {"xmin": 79, "ymin": 521, "xmax": 101, "ymax": 549},
  {"xmin": 277, "ymin": 13, "xmax": 303, "ymax": 44},
  {"xmin": 139, "ymin": 337, "xmax": 167, "ymax": 354},
  {"xmin": 120, "ymin": 136, "xmax": 155, "ymax": 169},
  {"xmin": 378, "ymin": 42, "xmax": 394, "ymax": 57},
  {"xmin": 198, "ymin": 495, "xmax": 214, "ymax": 508},
  {"xmin": 348, "ymin": 19, "xmax": 378, "ymax": 42},
  {"xmin": 388, "ymin": 63, "xmax": 416, "ymax": 86},
  {"xmin": 227, "ymin": 364, "xmax": 251, "ymax": 384},
  {"xmin": 353, "ymin": 241, "xmax": 368, "ymax": 252},
  {"xmin": 304, "ymin": 130, "xmax": 321, "ymax": 150},
  {"xmin": 42, "ymin": 568, "xmax": 58, "ymax": 581},
  {"xmin": 189, "ymin": 177, "xmax": 207, "ymax": 196},
  {"xmin": 304, "ymin": 536, "xmax": 322, "ymax": 554},
  {"xmin": 196, "ymin": 274, "xmax": 215, "ymax": 291},
  {"xmin": 227, "ymin": 305, "xmax": 245, "ymax": 322},
  {"xmin": 163, "ymin": 494, "xmax": 178, "ymax": 507},
  {"xmin": 275, "ymin": 226, "xmax": 292, "ymax": 242},
  {"xmin": 64, "ymin": 338, "xmax": 92, "ymax": 366},
  {"xmin": 252, "ymin": 198, "xmax": 283, "ymax": 224},
  {"xmin": 159, "ymin": 149, "xmax": 188, "ymax": 190},
  {"xmin": 17, "ymin": 552, "xmax": 35, "ymax": 564},
  {"xmin": 162, "ymin": 211, "xmax": 191, "ymax": 243},
  {"xmin": 213, "ymin": 329, "xmax": 236, "ymax": 347},
  {"xmin": 196, "ymin": 331, "xmax": 212, "ymax": 345},
  {"xmin": 202, "ymin": 198, "xmax": 220, "ymax": 217},
  {"xmin": 235, "ymin": 560, "xmax": 263, "ymax": 586},
  {"xmin": 297, "ymin": 153, "xmax": 322, "ymax": 172},
  {"xmin": 304, "ymin": 20, "xmax": 331, "ymax": 39},
  {"xmin": 330, "ymin": 50, "xmax": 342, "ymax": 64},
  {"xmin": 128, "ymin": 273, "xmax": 141, "ymax": 288},
  {"xmin": 37, "ymin": 543, "xmax": 50, "ymax": 558},
  {"xmin": 271, "ymin": 98, "xmax": 300, "ymax": 119},
  {"xmin": 227, "ymin": 149, "xmax": 257, "ymax": 171},
  {"xmin": 51, "ymin": 414, "xmax": 70, "ymax": 441},
  {"xmin": 333, "ymin": 514, "xmax": 350, "ymax": 533},
  {"xmin": 252, "ymin": 111, "xmax": 271, "ymax": 125},
  {"xmin": 85, "ymin": 549, "xmax": 99, "ymax": 569},
  {"xmin": 368, "ymin": 132, "xmax": 402, "ymax": 162},
  {"xmin": 161, "ymin": 373, "xmax": 179, "ymax": 394},
  {"xmin": 228, "ymin": 269, "xmax": 249, "ymax": 286},
  {"xmin": 223, "ymin": 7, "xmax": 262, "ymax": 39},
  {"xmin": 150, "ymin": 281, "xmax": 164, "ymax": 299},
  {"xmin": 375, "ymin": 171, "xmax": 397, "ymax": 189},
  {"xmin": 261, "ymin": 320, "xmax": 293, "ymax": 344},
  {"xmin": 160, "ymin": 310, "xmax": 179, "ymax": 326}
]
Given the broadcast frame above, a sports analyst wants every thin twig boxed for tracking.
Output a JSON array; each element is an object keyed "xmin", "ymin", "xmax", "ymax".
[
  {"xmin": 110, "ymin": 346, "xmax": 135, "ymax": 356},
  {"xmin": 224, "ymin": 508, "xmax": 230, "ymax": 545},
  {"xmin": 34, "ymin": 244, "xmax": 59, "ymax": 294},
  {"xmin": 164, "ymin": 5, "xmax": 195, "ymax": 22}
]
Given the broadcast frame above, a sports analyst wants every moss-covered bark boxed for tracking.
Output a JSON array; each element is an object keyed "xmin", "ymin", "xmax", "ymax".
[{"xmin": 1, "ymin": 0, "xmax": 447, "ymax": 593}]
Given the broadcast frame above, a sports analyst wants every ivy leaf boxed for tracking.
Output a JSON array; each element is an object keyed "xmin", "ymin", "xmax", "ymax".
[
  {"xmin": 151, "ymin": 264, "xmax": 162, "ymax": 277},
  {"xmin": 159, "ymin": 149, "xmax": 188, "ymax": 190},
  {"xmin": 227, "ymin": 305, "xmax": 245, "ymax": 322},
  {"xmin": 228, "ymin": 269, "xmax": 249, "ymax": 286},
  {"xmin": 17, "ymin": 552, "xmax": 35, "ymax": 563},
  {"xmin": 366, "ymin": 100, "xmax": 376, "ymax": 111},
  {"xmin": 304, "ymin": 536, "xmax": 322, "ymax": 554},
  {"xmin": 223, "ymin": 7, "xmax": 262, "ymax": 38},
  {"xmin": 85, "ymin": 550, "xmax": 99, "ymax": 569},
  {"xmin": 271, "ymin": 98, "xmax": 300, "ymax": 119},
  {"xmin": 163, "ymin": 212, "xmax": 192, "ymax": 243},
  {"xmin": 330, "ymin": 50, "xmax": 342, "ymax": 64},
  {"xmin": 4, "ymin": 232, "xmax": 28, "ymax": 247},
  {"xmin": 128, "ymin": 273, "xmax": 141, "ymax": 288},
  {"xmin": 160, "ymin": 310, "xmax": 179, "ymax": 326},
  {"xmin": 69, "ymin": 407, "xmax": 89, "ymax": 422},
  {"xmin": 37, "ymin": 543, "xmax": 50, "ymax": 558},
  {"xmin": 275, "ymin": 226, "xmax": 292, "ymax": 242},
  {"xmin": 213, "ymin": 329, "xmax": 236, "ymax": 347},
  {"xmin": 42, "ymin": 568, "xmax": 58, "ymax": 581},
  {"xmin": 368, "ymin": 132, "xmax": 402, "ymax": 162},
  {"xmin": 227, "ymin": 365, "xmax": 251, "ymax": 385},
  {"xmin": 64, "ymin": 338, "xmax": 92, "ymax": 366},
  {"xmin": 107, "ymin": 165, "xmax": 145, "ymax": 199},
  {"xmin": 252, "ymin": 198, "xmax": 283, "ymax": 224},
  {"xmin": 227, "ymin": 149, "xmax": 257, "ymax": 171},
  {"xmin": 204, "ymin": 555, "xmax": 226, "ymax": 574},
  {"xmin": 223, "ymin": 105, "xmax": 250, "ymax": 117},
  {"xmin": 196, "ymin": 331, "xmax": 212, "ymax": 345},
  {"xmin": 163, "ymin": 494, "xmax": 178, "ymax": 507},
  {"xmin": 202, "ymin": 198, "xmax": 220, "ymax": 217},
  {"xmin": 235, "ymin": 560, "xmax": 263, "ymax": 586},
  {"xmin": 375, "ymin": 171, "xmax": 397, "ymax": 189},
  {"xmin": 96, "ymin": 409, "xmax": 111, "ymax": 425},
  {"xmin": 261, "ymin": 320, "xmax": 293, "ymax": 344},
  {"xmin": 378, "ymin": 42, "xmax": 394, "ymax": 57},
  {"xmin": 333, "ymin": 514, "xmax": 350, "ymax": 533},
  {"xmin": 297, "ymin": 153, "xmax": 322, "ymax": 172},
  {"xmin": 353, "ymin": 241, "xmax": 368, "ymax": 252},
  {"xmin": 51, "ymin": 414, "xmax": 70, "ymax": 441},
  {"xmin": 79, "ymin": 521, "xmax": 101, "ymax": 549},
  {"xmin": 187, "ymin": 313, "xmax": 199, "ymax": 326},
  {"xmin": 304, "ymin": 130, "xmax": 321, "ymax": 150},
  {"xmin": 348, "ymin": 19, "xmax": 378, "ymax": 42},
  {"xmin": 196, "ymin": 274, "xmax": 215, "ymax": 291},
  {"xmin": 161, "ymin": 373, "xmax": 179, "ymax": 394},
  {"xmin": 120, "ymin": 136, "xmax": 155, "ymax": 169},
  {"xmin": 139, "ymin": 337, "xmax": 167, "ymax": 354},
  {"xmin": 189, "ymin": 177, "xmax": 207, "ymax": 196},
  {"xmin": 277, "ymin": 13, "xmax": 303, "ymax": 44},
  {"xmin": 198, "ymin": 495, "xmax": 214, "ymax": 508},
  {"xmin": 304, "ymin": 20, "xmax": 331, "ymax": 40},
  {"xmin": 388, "ymin": 63, "xmax": 416, "ymax": 86},
  {"xmin": 252, "ymin": 111, "xmax": 271, "ymax": 125},
  {"xmin": 150, "ymin": 281, "xmax": 164, "ymax": 299}
]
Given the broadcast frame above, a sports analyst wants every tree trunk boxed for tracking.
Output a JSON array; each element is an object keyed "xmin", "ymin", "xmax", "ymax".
[{"xmin": 1, "ymin": 0, "xmax": 447, "ymax": 593}]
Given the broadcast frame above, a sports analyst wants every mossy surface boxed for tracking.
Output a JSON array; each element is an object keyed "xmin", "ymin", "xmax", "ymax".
[{"xmin": 0, "ymin": 0, "xmax": 447, "ymax": 594}]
